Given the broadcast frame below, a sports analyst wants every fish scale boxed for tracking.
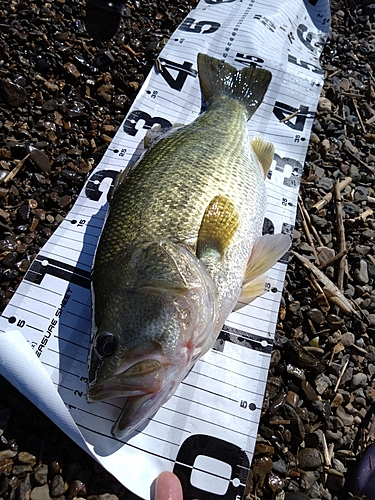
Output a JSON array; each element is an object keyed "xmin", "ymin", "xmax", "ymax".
[{"xmin": 87, "ymin": 54, "xmax": 290, "ymax": 438}]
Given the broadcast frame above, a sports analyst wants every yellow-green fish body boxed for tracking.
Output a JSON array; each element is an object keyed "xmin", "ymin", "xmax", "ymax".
[{"xmin": 87, "ymin": 54, "xmax": 290, "ymax": 438}]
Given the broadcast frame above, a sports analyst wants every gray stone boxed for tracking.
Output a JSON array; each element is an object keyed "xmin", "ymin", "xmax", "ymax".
[
  {"xmin": 272, "ymin": 458, "xmax": 287, "ymax": 475},
  {"xmin": 311, "ymin": 214, "xmax": 329, "ymax": 228},
  {"xmin": 345, "ymin": 284, "xmax": 355, "ymax": 297},
  {"xmin": 354, "ymin": 185, "xmax": 368, "ymax": 201},
  {"xmin": 354, "ymin": 260, "xmax": 369, "ymax": 285},
  {"xmin": 332, "ymin": 457, "xmax": 347, "ymax": 474},
  {"xmin": 341, "ymin": 332, "xmax": 355, "ymax": 347},
  {"xmin": 316, "ymin": 177, "xmax": 334, "ymax": 191},
  {"xmin": 315, "ymin": 374, "xmax": 332, "ymax": 394},
  {"xmin": 33, "ymin": 464, "xmax": 48, "ymax": 485},
  {"xmin": 30, "ymin": 485, "xmax": 51, "ymax": 500},
  {"xmin": 342, "ymin": 202, "xmax": 359, "ymax": 217},
  {"xmin": 319, "ymin": 484, "xmax": 332, "ymax": 500},
  {"xmin": 308, "ymin": 481, "xmax": 321, "ymax": 499},
  {"xmin": 303, "ymin": 470, "xmax": 320, "ymax": 490},
  {"xmin": 336, "ymin": 405, "xmax": 354, "ymax": 426},
  {"xmin": 351, "ymin": 372, "xmax": 367, "ymax": 388}
]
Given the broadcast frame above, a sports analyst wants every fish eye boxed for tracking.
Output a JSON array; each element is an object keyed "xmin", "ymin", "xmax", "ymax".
[{"xmin": 95, "ymin": 332, "xmax": 116, "ymax": 357}]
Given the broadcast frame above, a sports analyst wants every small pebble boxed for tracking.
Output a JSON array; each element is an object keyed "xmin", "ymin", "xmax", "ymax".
[
  {"xmin": 50, "ymin": 475, "xmax": 65, "ymax": 497},
  {"xmin": 34, "ymin": 464, "xmax": 48, "ymax": 485},
  {"xmin": 351, "ymin": 372, "xmax": 367, "ymax": 388},
  {"xmin": 315, "ymin": 374, "xmax": 332, "ymax": 394},
  {"xmin": 340, "ymin": 332, "xmax": 355, "ymax": 347},
  {"xmin": 298, "ymin": 448, "xmax": 322, "ymax": 470},
  {"xmin": 30, "ymin": 484, "xmax": 51, "ymax": 500},
  {"xmin": 30, "ymin": 150, "xmax": 51, "ymax": 173}
]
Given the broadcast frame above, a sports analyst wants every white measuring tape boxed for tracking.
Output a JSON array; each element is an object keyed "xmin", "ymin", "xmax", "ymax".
[{"xmin": 0, "ymin": 1, "xmax": 330, "ymax": 498}]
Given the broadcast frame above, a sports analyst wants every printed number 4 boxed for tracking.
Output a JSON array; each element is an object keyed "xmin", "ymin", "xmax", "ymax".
[{"xmin": 157, "ymin": 58, "xmax": 198, "ymax": 92}]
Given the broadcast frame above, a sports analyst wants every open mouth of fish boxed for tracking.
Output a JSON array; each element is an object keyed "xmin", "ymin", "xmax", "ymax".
[{"xmin": 86, "ymin": 353, "xmax": 170, "ymax": 402}]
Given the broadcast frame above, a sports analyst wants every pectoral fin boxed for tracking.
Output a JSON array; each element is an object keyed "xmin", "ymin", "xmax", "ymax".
[
  {"xmin": 251, "ymin": 135, "xmax": 275, "ymax": 177},
  {"xmin": 236, "ymin": 233, "xmax": 290, "ymax": 307},
  {"xmin": 197, "ymin": 195, "xmax": 240, "ymax": 262}
]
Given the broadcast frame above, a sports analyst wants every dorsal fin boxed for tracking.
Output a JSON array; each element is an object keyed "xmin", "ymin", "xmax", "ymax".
[{"xmin": 251, "ymin": 134, "xmax": 275, "ymax": 178}]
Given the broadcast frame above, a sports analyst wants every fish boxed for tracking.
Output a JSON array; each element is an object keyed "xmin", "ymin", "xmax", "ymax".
[{"xmin": 86, "ymin": 53, "xmax": 291, "ymax": 439}]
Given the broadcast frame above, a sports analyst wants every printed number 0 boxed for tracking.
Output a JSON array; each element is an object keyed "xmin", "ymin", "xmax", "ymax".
[{"xmin": 173, "ymin": 435, "xmax": 249, "ymax": 499}]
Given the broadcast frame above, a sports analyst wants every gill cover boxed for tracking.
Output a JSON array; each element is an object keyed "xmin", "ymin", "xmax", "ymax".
[{"xmin": 87, "ymin": 241, "xmax": 218, "ymax": 438}]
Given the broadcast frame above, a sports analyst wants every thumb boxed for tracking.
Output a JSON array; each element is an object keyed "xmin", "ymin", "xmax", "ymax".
[{"xmin": 154, "ymin": 471, "xmax": 183, "ymax": 500}]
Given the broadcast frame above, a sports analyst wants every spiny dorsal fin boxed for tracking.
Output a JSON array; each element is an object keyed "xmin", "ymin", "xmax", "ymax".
[
  {"xmin": 251, "ymin": 134, "xmax": 275, "ymax": 178},
  {"xmin": 144, "ymin": 123, "xmax": 184, "ymax": 149},
  {"xmin": 197, "ymin": 195, "xmax": 240, "ymax": 262},
  {"xmin": 110, "ymin": 168, "xmax": 130, "ymax": 202}
]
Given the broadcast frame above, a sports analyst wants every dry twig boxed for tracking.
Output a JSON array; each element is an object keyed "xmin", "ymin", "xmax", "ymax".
[
  {"xmin": 3, "ymin": 154, "xmax": 30, "ymax": 185},
  {"xmin": 334, "ymin": 180, "xmax": 347, "ymax": 292},
  {"xmin": 311, "ymin": 176, "xmax": 352, "ymax": 212},
  {"xmin": 291, "ymin": 251, "xmax": 360, "ymax": 317}
]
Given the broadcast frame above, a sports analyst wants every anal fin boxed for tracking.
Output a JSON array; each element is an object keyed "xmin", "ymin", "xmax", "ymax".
[{"xmin": 236, "ymin": 233, "xmax": 290, "ymax": 307}]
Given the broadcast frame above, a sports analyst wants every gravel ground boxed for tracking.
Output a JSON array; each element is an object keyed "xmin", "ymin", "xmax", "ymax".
[{"xmin": 1, "ymin": 0, "xmax": 375, "ymax": 499}]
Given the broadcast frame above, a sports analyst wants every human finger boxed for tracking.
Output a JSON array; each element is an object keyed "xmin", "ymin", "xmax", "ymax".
[{"xmin": 154, "ymin": 471, "xmax": 183, "ymax": 500}]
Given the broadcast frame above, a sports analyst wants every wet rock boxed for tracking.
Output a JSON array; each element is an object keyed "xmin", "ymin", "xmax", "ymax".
[
  {"xmin": 63, "ymin": 62, "xmax": 80, "ymax": 78},
  {"xmin": 30, "ymin": 150, "xmax": 51, "ymax": 173},
  {"xmin": 66, "ymin": 480, "xmax": 86, "ymax": 499},
  {"xmin": 306, "ymin": 308, "xmax": 326, "ymax": 326},
  {"xmin": 1, "ymin": 78, "xmax": 27, "ymax": 107}
]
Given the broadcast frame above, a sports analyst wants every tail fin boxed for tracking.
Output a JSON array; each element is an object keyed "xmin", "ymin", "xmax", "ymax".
[{"xmin": 197, "ymin": 53, "xmax": 272, "ymax": 120}]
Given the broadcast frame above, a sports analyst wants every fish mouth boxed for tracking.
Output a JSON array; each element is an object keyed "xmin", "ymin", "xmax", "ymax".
[{"xmin": 86, "ymin": 358, "xmax": 165, "ymax": 402}]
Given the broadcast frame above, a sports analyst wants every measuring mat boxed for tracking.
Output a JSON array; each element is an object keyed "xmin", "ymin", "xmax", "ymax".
[{"xmin": 0, "ymin": 0, "xmax": 330, "ymax": 498}]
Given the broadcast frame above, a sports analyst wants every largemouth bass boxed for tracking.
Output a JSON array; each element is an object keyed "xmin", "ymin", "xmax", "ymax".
[{"xmin": 87, "ymin": 53, "xmax": 290, "ymax": 438}]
